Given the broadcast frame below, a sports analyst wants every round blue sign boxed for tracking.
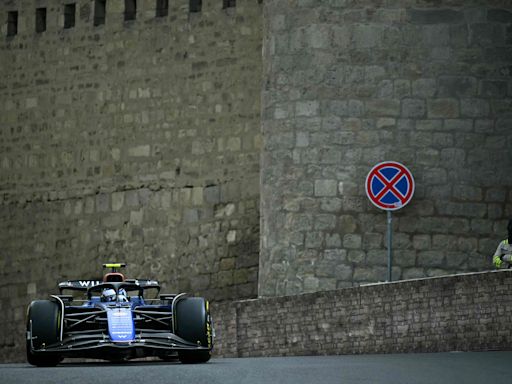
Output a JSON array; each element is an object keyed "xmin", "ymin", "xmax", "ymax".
[{"xmin": 365, "ymin": 161, "xmax": 415, "ymax": 211}]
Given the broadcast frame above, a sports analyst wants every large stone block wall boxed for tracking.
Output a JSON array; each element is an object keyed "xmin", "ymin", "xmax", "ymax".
[
  {"xmin": 260, "ymin": 0, "xmax": 512, "ymax": 296},
  {"xmin": 213, "ymin": 270, "xmax": 512, "ymax": 357},
  {"xmin": 0, "ymin": 0, "xmax": 262, "ymax": 361}
]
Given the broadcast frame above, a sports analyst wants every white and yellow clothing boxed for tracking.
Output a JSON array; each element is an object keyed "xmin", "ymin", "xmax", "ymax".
[{"xmin": 493, "ymin": 239, "xmax": 512, "ymax": 268}]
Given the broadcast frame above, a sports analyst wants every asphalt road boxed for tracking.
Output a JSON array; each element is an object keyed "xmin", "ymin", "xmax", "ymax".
[{"xmin": 2, "ymin": 352, "xmax": 511, "ymax": 384}]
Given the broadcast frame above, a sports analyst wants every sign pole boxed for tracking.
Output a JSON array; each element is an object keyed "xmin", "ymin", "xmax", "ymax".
[
  {"xmin": 365, "ymin": 161, "xmax": 415, "ymax": 283},
  {"xmin": 387, "ymin": 210, "xmax": 392, "ymax": 282}
]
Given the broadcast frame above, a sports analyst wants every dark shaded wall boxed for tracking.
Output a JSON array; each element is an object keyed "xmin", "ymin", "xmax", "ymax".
[
  {"xmin": 0, "ymin": 0, "xmax": 262, "ymax": 362},
  {"xmin": 260, "ymin": 0, "xmax": 512, "ymax": 296}
]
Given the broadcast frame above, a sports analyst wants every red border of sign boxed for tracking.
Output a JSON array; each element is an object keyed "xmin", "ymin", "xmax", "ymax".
[{"xmin": 365, "ymin": 161, "xmax": 415, "ymax": 211}]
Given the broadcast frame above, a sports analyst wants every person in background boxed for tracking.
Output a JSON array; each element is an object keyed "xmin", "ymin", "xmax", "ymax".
[{"xmin": 493, "ymin": 219, "xmax": 512, "ymax": 268}]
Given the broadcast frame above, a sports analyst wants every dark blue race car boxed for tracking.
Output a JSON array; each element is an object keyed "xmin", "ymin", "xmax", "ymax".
[{"xmin": 26, "ymin": 264, "xmax": 213, "ymax": 366}]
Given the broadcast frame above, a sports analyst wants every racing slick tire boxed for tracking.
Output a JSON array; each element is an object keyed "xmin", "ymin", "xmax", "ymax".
[
  {"xmin": 175, "ymin": 297, "xmax": 211, "ymax": 364},
  {"xmin": 26, "ymin": 300, "xmax": 62, "ymax": 367}
]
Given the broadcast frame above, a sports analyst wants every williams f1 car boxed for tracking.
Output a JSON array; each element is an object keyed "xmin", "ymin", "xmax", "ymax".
[{"xmin": 26, "ymin": 264, "xmax": 213, "ymax": 366}]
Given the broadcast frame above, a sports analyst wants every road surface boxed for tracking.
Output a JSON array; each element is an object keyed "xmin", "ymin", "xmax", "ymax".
[{"xmin": 1, "ymin": 352, "xmax": 511, "ymax": 384}]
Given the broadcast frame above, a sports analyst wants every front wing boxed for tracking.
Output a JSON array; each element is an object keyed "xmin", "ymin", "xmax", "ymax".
[
  {"xmin": 28, "ymin": 330, "xmax": 209, "ymax": 359},
  {"xmin": 28, "ymin": 296, "xmax": 211, "ymax": 360}
]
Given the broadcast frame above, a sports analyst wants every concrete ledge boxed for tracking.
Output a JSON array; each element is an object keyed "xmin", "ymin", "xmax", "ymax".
[{"xmin": 212, "ymin": 271, "xmax": 512, "ymax": 357}]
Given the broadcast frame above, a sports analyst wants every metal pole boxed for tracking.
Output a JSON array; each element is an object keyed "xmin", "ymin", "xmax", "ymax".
[{"xmin": 387, "ymin": 210, "xmax": 393, "ymax": 282}]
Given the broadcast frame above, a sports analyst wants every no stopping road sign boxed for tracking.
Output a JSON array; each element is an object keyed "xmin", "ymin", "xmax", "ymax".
[{"xmin": 365, "ymin": 161, "xmax": 415, "ymax": 211}]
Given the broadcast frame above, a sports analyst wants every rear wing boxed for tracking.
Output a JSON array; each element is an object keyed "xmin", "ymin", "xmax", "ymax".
[{"xmin": 58, "ymin": 279, "xmax": 160, "ymax": 293}]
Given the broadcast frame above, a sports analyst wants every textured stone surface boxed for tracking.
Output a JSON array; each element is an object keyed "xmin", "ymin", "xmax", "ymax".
[
  {"xmin": 0, "ymin": 0, "xmax": 262, "ymax": 362},
  {"xmin": 213, "ymin": 271, "xmax": 512, "ymax": 357},
  {"xmin": 260, "ymin": 0, "xmax": 512, "ymax": 296},
  {"xmin": 2, "ymin": 0, "xmax": 512, "ymax": 364}
]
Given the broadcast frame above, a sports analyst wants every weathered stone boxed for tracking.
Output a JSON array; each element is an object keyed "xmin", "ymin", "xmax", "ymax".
[
  {"xmin": 305, "ymin": 231, "xmax": 323, "ymax": 248},
  {"xmin": 453, "ymin": 185, "xmax": 482, "ymax": 201},
  {"xmin": 438, "ymin": 76, "xmax": 477, "ymax": 98},
  {"xmin": 394, "ymin": 79, "xmax": 411, "ymax": 98},
  {"xmin": 440, "ymin": 148, "xmax": 466, "ymax": 167},
  {"xmin": 445, "ymin": 252, "xmax": 467, "ymax": 268},
  {"xmin": 366, "ymin": 250, "xmax": 387, "ymax": 266},
  {"xmin": 343, "ymin": 234, "xmax": 362, "ymax": 249},
  {"xmin": 128, "ymin": 145, "xmax": 151, "ymax": 157},
  {"xmin": 353, "ymin": 267, "xmax": 388, "ymax": 282},
  {"xmin": 315, "ymin": 214, "xmax": 337, "ymax": 230},
  {"xmin": 470, "ymin": 24, "xmax": 505, "ymax": 47},
  {"xmin": 412, "ymin": 78, "xmax": 437, "ymax": 97},
  {"xmin": 287, "ymin": 214, "xmax": 313, "ymax": 231},
  {"xmin": 418, "ymin": 251, "xmax": 445, "ymax": 267},
  {"xmin": 325, "ymin": 233, "xmax": 341, "ymax": 248},
  {"xmin": 95, "ymin": 194, "xmax": 109, "ymax": 213},
  {"xmin": 427, "ymin": 99, "xmax": 459, "ymax": 118},
  {"xmin": 316, "ymin": 261, "xmax": 337, "ymax": 278},
  {"xmin": 314, "ymin": 179, "xmax": 337, "ymax": 197},
  {"xmin": 488, "ymin": 9, "xmax": 512, "ymax": 23},
  {"xmin": 348, "ymin": 250, "xmax": 366, "ymax": 264},
  {"xmin": 408, "ymin": 9, "xmax": 464, "ymax": 25},
  {"xmin": 461, "ymin": 99, "xmax": 490, "ymax": 117},
  {"xmin": 470, "ymin": 219, "xmax": 494, "ymax": 235},
  {"xmin": 339, "ymin": 215, "xmax": 357, "ymax": 233},
  {"xmin": 480, "ymin": 80, "xmax": 508, "ymax": 98},
  {"xmin": 394, "ymin": 250, "xmax": 416, "ymax": 267},
  {"xmin": 334, "ymin": 264, "xmax": 353, "ymax": 281},
  {"xmin": 426, "ymin": 268, "xmax": 448, "ymax": 277},
  {"xmin": 184, "ymin": 209, "xmax": 199, "ymax": 223},
  {"xmin": 421, "ymin": 25, "xmax": 450, "ymax": 46},
  {"xmin": 365, "ymin": 99, "xmax": 400, "ymax": 117},
  {"xmin": 413, "ymin": 235, "xmax": 431, "ymax": 250},
  {"xmin": 320, "ymin": 198, "xmax": 342, "ymax": 212},
  {"xmin": 130, "ymin": 209, "xmax": 143, "ymax": 226},
  {"xmin": 444, "ymin": 119, "xmax": 473, "ymax": 132},
  {"xmin": 416, "ymin": 119, "xmax": 442, "ymax": 131},
  {"xmin": 432, "ymin": 234, "xmax": 458, "ymax": 250},
  {"xmin": 485, "ymin": 189, "xmax": 506, "ymax": 203},
  {"xmin": 303, "ymin": 276, "xmax": 320, "ymax": 292},
  {"xmin": 402, "ymin": 268, "xmax": 425, "ymax": 280},
  {"xmin": 402, "ymin": 98, "xmax": 426, "ymax": 118},
  {"xmin": 296, "ymin": 101, "xmax": 319, "ymax": 117},
  {"xmin": 353, "ymin": 25, "xmax": 384, "ymax": 48},
  {"xmin": 204, "ymin": 185, "xmax": 220, "ymax": 204},
  {"xmin": 362, "ymin": 233, "xmax": 382, "ymax": 250},
  {"xmin": 227, "ymin": 230, "xmax": 237, "ymax": 244}
]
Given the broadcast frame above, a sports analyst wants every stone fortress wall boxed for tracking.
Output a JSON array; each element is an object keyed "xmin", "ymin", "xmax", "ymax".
[
  {"xmin": 0, "ymin": 0, "xmax": 262, "ymax": 361},
  {"xmin": 260, "ymin": 0, "xmax": 512, "ymax": 296},
  {"xmin": 0, "ymin": 0, "xmax": 512, "ymax": 363}
]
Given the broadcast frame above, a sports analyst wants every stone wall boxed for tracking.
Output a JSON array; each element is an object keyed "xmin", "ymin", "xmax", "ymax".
[
  {"xmin": 213, "ymin": 270, "xmax": 512, "ymax": 357},
  {"xmin": 0, "ymin": 0, "xmax": 262, "ymax": 361},
  {"xmin": 260, "ymin": 0, "xmax": 512, "ymax": 296}
]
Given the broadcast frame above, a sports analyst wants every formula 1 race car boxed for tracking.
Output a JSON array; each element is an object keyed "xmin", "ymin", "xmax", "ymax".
[{"xmin": 26, "ymin": 264, "xmax": 213, "ymax": 366}]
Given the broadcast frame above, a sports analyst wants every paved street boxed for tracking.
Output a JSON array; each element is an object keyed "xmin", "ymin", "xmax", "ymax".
[{"xmin": 1, "ymin": 352, "xmax": 511, "ymax": 384}]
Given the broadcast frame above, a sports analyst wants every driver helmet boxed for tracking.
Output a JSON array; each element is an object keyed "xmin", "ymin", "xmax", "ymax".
[
  {"xmin": 118, "ymin": 288, "xmax": 129, "ymax": 302},
  {"xmin": 101, "ymin": 288, "xmax": 117, "ymax": 302}
]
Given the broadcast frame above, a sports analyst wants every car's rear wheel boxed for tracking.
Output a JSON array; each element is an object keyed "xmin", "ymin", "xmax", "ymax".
[
  {"xmin": 26, "ymin": 300, "xmax": 62, "ymax": 367},
  {"xmin": 174, "ymin": 297, "xmax": 212, "ymax": 364}
]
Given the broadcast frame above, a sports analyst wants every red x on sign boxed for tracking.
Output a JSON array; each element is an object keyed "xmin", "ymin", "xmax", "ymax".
[{"xmin": 365, "ymin": 161, "xmax": 415, "ymax": 211}]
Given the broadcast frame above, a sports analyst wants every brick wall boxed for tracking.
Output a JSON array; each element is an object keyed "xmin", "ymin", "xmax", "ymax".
[
  {"xmin": 260, "ymin": 0, "xmax": 512, "ymax": 296},
  {"xmin": 213, "ymin": 270, "xmax": 512, "ymax": 357}
]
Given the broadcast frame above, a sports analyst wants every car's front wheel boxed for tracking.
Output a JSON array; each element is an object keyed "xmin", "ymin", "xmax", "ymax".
[
  {"xmin": 174, "ymin": 297, "xmax": 212, "ymax": 364},
  {"xmin": 26, "ymin": 300, "xmax": 62, "ymax": 367}
]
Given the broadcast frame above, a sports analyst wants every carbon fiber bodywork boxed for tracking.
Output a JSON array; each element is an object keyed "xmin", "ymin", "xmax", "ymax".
[{"xmin": 27, "ymin": 279, "xmax": 212, "ymax": 362}]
